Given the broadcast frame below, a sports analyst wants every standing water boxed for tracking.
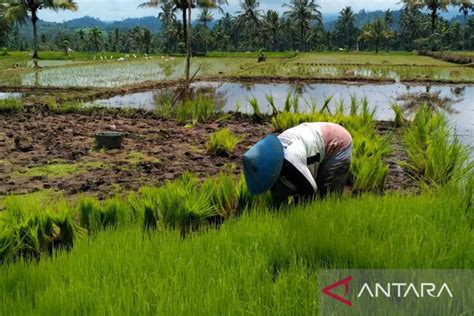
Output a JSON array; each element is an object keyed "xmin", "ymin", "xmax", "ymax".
[{"xmin": 90, "ymin": 81, "xmax": 474, "ymax": 153}]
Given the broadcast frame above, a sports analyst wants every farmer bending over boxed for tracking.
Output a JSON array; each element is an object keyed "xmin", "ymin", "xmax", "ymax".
[{"xmin": 242, "ymin": 122, "xmax": 352, "ymax": 203}]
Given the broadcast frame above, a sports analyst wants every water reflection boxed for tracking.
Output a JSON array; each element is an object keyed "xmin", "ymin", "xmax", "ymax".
[{"xmin": 90, "ymin": 81, "xmax": 474, "ymax": 151}]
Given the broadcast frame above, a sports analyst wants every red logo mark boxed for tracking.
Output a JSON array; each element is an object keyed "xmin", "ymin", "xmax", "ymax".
[{"xmin": 322, "ymin": 275, "xmax": 352, "ymax": 307}]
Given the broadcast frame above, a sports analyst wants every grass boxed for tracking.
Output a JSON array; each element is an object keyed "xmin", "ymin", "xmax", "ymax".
[
  {"xmin": 403, "ymin": 105, "xmax": 472, "ymax": 187},
  {"xmin": 0, "ymin": 177, "xmax": 472, "ymax": 313},
  {"xmin": 15, "ymin": 160, "xmax": 104, "ymax": 178},
  {"xmin": 207, "ymin": 128, "xmax": 241, "ymax": 156},
  {"xmin": 124, "ymin": 151, "xmax": 161, "ymax": 166},
  {"xmin": 0, "ymin": 98, "xmax": 23, "ymax": 114}
]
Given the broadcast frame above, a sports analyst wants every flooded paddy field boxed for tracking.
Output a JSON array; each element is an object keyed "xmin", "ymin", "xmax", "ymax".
[
  {"xmin": 2, "ymin": 52, "xmax": 474, "ymax": 88},
  {"xmin": 90, "ymin": 81, "xmax": 474, "ymax": 151}
]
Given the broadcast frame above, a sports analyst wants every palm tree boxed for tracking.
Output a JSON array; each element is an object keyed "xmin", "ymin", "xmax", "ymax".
[
  {"xmin": 89, "ymin": 27, "xmax": 102, "ymax": 53},
  {"xmin": 158, "ymin": 1, "xmax": 177, "ymax": 52},
  {"xmin": 1, "ymin": 0, "xmax": 78, "ymax": 59},
  {"xmin": 400, "ymin": 4, "xmax": 423, "ymax": 49},
  {"xmin": 402, "ymin": 0, "xmax": 451, "ymax": 36},
  {"xmin": 139, "ymin": 0, "xmax": 226, "ymax": 51},
  {"xmin": 198, "ymin": 7, "xmax": 213, "ymax": 28},
  {"xmin": 359, "ymin": 19, "xmax": 394, "ymax": 53},
  {"xmin": 283, "ymin": 0, "xmax": 322, "ymax": 51},
  {"xmin": 458, "ymin": 1, "xmax": 473, "ymax": 50},
  {"xmin": 338, "ymin": 6, "xmax": 355, "ymax": 50},
  {"xmin": 262, "ymin": 10, "xmax": 280, "ymax": 51},
  {"xmin": 384, "ymin": 9, "xmax": 393, "ymax": 27},
  {"xmin": 236, "ymin": 0, "xmax": 262, "ymax": 26},
  {"xmin": 459, "ymin": 1, "xmax": 473, "ymax": 23},
  {"xmin": 236, "ymin": 0, "xmax": 262, "ymax": 50}
]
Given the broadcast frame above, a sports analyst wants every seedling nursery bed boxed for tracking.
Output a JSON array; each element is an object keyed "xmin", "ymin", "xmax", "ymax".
[{"xmin": 0, "ymin": 108, "xmax": 416, "ymax": 202}]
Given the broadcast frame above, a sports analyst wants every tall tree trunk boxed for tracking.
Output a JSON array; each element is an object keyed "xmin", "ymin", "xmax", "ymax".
[
  {"xmin": 31, "ymin": 9, "xmax": 39, "ymax": 59},
  {"xmin": 182, "ymin": 8, "xmax": 188, "ymax": 51},
  {"xmin": 431, "ymin": 8, "xmax": 437, "ymax": 35},
  {"xmin": 300, "ymin": 22, "xmax": 304, "ymax": 51},
  {"xmin": 273, "ymin": 30, "xmax": 277, "ymax": 51},
  {"xmin": 463, "ymin": 13, "xmax": 467, "ymax": 51},
  {"xmin": 346, "ymin": 26, "xmax": 349, "ymax": 50},
  {"xmin": 185, "ymin": 0, "xmax": 192, "ymax": 90}
]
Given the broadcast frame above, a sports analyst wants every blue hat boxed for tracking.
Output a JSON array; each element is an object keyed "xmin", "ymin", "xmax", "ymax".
[{"xmin": 242, "ymin": 134, "xmax": 284, "ymax": 195}]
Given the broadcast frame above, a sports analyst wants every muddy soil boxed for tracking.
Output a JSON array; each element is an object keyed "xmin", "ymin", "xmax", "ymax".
[{"xmin": 0, "ymin": 110, "xmax": 417, "ymax": 200}]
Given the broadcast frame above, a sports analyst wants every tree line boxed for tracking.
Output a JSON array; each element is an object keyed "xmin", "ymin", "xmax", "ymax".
[{"xmin": 1, "ymin": 0, "xmax": 474, "ymax": 57}]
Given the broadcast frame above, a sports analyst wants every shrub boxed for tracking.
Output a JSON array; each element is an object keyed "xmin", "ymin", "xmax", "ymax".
[
  {"xmin": 0, "ymin": 99, "xmax": 23, "ymax": 114},
  {"xmin": 207, "ymin": 128, "xmax": 241, "ymax": 156}
]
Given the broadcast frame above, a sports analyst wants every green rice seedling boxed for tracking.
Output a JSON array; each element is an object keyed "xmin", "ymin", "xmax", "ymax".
[
  {"xmin": 350, "ymin": 94, "xmax": 359, "ymax": 116},
  {"xmin": 360, "ymin": 97, "xmax": 375, "ymax": 124},
  {"xmin": 390, "ymin": 103, "xmax": 407, "ymax": 127},
  {"xmin": 0, "ymin": 99, "xmax": 23, "ymax": 114},
  {"xmin": 265, "ymin": 93, "xmax": 279, "ymax": 116},
  {"xmin": 320, "ymin": 95, "xmax": 334, "ymax": 114},
  {"xmin": 302, "ymin": 97, "xmax": 318, "ymax": 114},
  {"xmin": 248, "ymin": 96, "xmax": 262, "ymax": 118},
  {"xmin": 153, "ymin": 90, "xmax": 174, "ymax": 118},
  {"xmin": 101, "ymin": 197, "xmax": 129, "ymax": 229},
  {"xmin": 0, "ymin": 183, "xmax": 473, "ymax": 314},
  {"xmin": 0, "ymin": 231, "xmax": 13, "ymax": 263},
  {"xmin": 202, "ymin": 173, "xmax": 240, "ymax": 218},
  {"xmin": 176, "ymin": 96, "xmax": 217, "ymax": 125},
  {"xmin": 156, "ymin": 179, "xmax": 217, "ymax": 235},
  {"xmin": 207, "ymin": 128, "xmax": 241, "ymax": 156},
  {"xmin": 350, "ymin": 131, "xmax": 390, "ymax": 192},
  {"xmin": 52, "ymin": 212, "xmax": 77, "ymax": 251},
  {"xmin": 404, "ymin": 105, "xmax": 472, "ymax": 186},
  {"xmin": 143, "ymin": 205, "xmax": 158, "ymax": 232},
  {"xmin": 235, "ymin": 101, "xmax": 242, "ymax": 113},
  {"xmin": 292, "ymin": 93, "xmax": 300, "ymax": 113},
  {"xmin": 78, "ymin": 197, "xmax": 101, "ymax": 235},
  {"xmin": 335, "ymin": 99, "xmax": 345, "ymax": 116},
  {"xmin": 283, "ymin": 92, "xmax": 292, "ymax": 112}
]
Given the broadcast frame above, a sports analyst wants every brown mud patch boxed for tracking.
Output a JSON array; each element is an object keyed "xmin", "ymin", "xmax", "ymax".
[{"xmin": 0, "ymin": 110, "xmax": 417, "ymax": 200}]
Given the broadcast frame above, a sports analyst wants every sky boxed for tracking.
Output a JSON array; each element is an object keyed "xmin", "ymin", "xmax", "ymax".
[{"xmin": 39, "ymin": 0, "xmax": 403, "ymax": 22}]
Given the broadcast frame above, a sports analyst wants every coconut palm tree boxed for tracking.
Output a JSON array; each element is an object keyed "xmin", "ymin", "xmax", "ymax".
[
  {"xmin": 283, "ymin": 0, "xmax": 322, "ymax": 51},
  {"xmin": 458, "ymin": 1, "xmax": 473, "ymax": 50},
  {"xmin": 139, "ymin": 0, "xmax": 226, "ymax": 51},
  {"xmin": 1, "ymin": 0, "xmax": 78, "ymax": 59},
  {"xmin": 235, "ymin": 0, "xmax": 262, "ymax": 50},
  {"xmin": 359, "ymin": 19, "xmax": 394, "ymax": 53},
  {"xmin": 198, "ymin": 7, "xmax": 213, "ymax": 28},
  {"xmin": 236, "ymin": 0, "xmax": 262, "ymax": 27},
  {"xmin": 89, "ymin": 27, "xmax": 102, "ymax": 53},
  {"xmin": 401, "ymin": 0, "xmax": 453, "ymax": 36},
  {"xmin": 384, "ymin": 9, "xmax": 394, "ymax": 27},
  {"xmin": 338, "ymin": 6, "xmax": 355, "ymax": 50},
  {"xmin": 262, "ymin": 10, "xmax": 280, "ymax": 51},
  {"xmin": 459, "ymin": 1, "xmax": 473, "ymax": 24}
]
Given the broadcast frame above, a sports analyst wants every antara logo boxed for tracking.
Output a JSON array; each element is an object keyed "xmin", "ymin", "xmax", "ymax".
[
  {"xmin": 322, "ymin": 276, "xmax": 353, "ymax": 306},
  {"xmin": 322, "ymin": 276, "xmax": 453, "ymax": 307}
]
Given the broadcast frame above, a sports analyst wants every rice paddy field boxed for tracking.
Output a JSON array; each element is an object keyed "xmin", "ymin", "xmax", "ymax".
[{"xmin": 0, "ymin": 51, "xmax": 473, "ymax": 315}]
